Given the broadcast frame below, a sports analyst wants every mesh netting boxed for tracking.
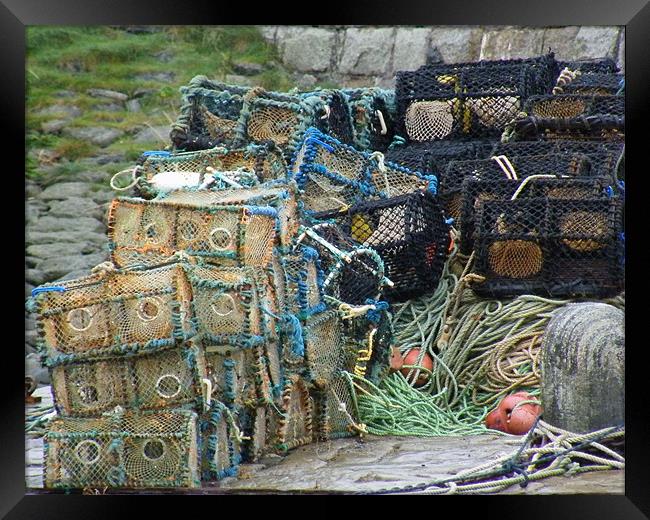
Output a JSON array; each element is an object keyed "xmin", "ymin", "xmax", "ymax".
[
  {"xmin": 312, "ymin": 371, "xmax": 359, "ymax": 440},
  {"xmin": 302, "ymin": 310, "xmax": 345, "ymax": 388},
  {"xmin": 471, "ymin": 196, "xmax": 624, "ymax": 298},
  {"xmin": 199, "ymin": 401, "xmax": 241, "ymax": 480},
  {"xmin": 171, "ymin": 76, "xmax": 250, "ymax": 151},
  {"xmin": 51, "ymin": 342, "xmax": 205, "ymax": 416},
  {"xmin": 506, "ymin": 114, "xmax": 625, "ymax": 142},
  {"xmin": 342, "ymin": 87, "xmax": 397, "ymax": 151},
  {"xmin": 241, "ymin": 405, "xmax": 271, "ymax": 462},
  {"xmin": 317, "ymin": 190, "xmax": 451, "ymax": 303},
  {"xmin": 524, "ymin": 94, "xmax": 624, "ymax": 119},
  {"xmin": 108, "ymin": 195, "xmax": 279, "ymax": 269},
  {"xmin": 396, "ymin": 57, "xmax": 557, "ymax": 140},
  {"xmin": 458, "ymin": 176, "xmax": 612, "ymax": 255},
  {"xmin": 45, "ymin": 409, "xmax": 200, "ymax": 489},
  {"xmin": 559, "ymin": 73, "xmax": 625, "ymax": 96},
  {"xmin": 30, "ymin": 263, "xmax": 194, "ymax": 365},
  {"xmin": 292, "ymin": 128, "xmax": 433, "ymax": 215},
  {"xmin": 204, "ymin": 344, "xmax": 257, "ymax": 409},
  {"xmin": 267, "ymin": 375, "xmax": 313, "ymax": 452}
]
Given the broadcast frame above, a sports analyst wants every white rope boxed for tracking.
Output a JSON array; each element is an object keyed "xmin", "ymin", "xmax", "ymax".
[
  {"xmin": 375, "ymin": 110, "xmax": 388, "ymax": 135},
  {"xmin": 510, "ymin": 174, "xmax": 565, "ymax": 200},
  {"xmin": 109, "ymin": 167, "xmax": 140, "ymax": 191}
]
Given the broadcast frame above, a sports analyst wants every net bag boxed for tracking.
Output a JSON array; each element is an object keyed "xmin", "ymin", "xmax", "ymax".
[
  {"xmin": 470, "ymin": 196, "xmax": 624, "ymax": 298},
  {"xmin": 171, "ymin": 76, "xmax": 251, "ymax": 151},
  {"xmin": 342, "ymin": 87, "xmax": 397, "ymax": 152},
  {"xmin": 385, "ymin": 138, "xmax": 496, "ymax": 178},
  {"xmin": 108, "ymin": 193, "xmax": 283, "ymax": 269},
  {"xmin": 44, "ymin": 408, "xmax": 200, "ymax": 489},
  {"xmin": 291, "ymin": 127, "xmax": 434, "ymax": 215},
  {"xmin": 523, "ymin": 94, "xmax": 624, "ymax": 120},
  {"xmin": 458, "ymin": 176, "xmax": 613, "ymax": 255},
  {"xmin": 27, "ymin": 263, "xmax": 195, "ymax": 366},
  {"xmin": 199, "ymin": 400, "xmax": 241, "ymax": 480},
  {"xmin": 51, "ymin": 341, "xmax": 207, "ymax": 417},
  {"xmin": 133, "ymin": 143, "xmax": 288, "ymax": 199},
  {"xmin": 236, "ymin": 88, "xmax": 354, "ymax": 162},
  {"xmin": 266, "ymin": 375, "xmax": 313, "ymax": 452},
  {"xmin": 316, "ymin": 190, "xmax": 451, "ymax": 303},
  {"xmin": 396, "ymin": 57, "xmax": 556, "ymax": 141}
]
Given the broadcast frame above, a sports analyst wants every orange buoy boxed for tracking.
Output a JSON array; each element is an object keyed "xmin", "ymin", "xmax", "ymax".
[
  {"xmin": 400, "ymin": 348, "xmax": 434, "ymax": 387},
  {"xmin": 496, "ymin": 391, "xmax": 542, "ymax": 435},
  {"xmin": 485, "ymin": 406, "xmax": 508, "ymax": 432}
]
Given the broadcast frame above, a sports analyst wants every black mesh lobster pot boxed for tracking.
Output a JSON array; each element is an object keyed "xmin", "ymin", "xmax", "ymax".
[
  {"xmin": 524, "ymin": 94, "xmax": 624, "ymax": 120},
  {"xmin": 171, "ymin": 76, "xmax": 250, "ymax": 151},
  {"xmin": 458, "ymin": 176, "xmax": 613, "ymax": 255},
  {"xmin": 396, "ymin": 56, "xmax": 557, "ymax": 141},
  {"xmin": 439, "ymin": 152, "xmax": 603, "ymax": 224},
  {"xmin": 470, "ymin": 196, "xmax": 624, "ymax": 298},
  {"xmin": 385, "ymin": 139, "xmax": 497, "ymax": 177},
  {"xmin": 315, "ymin": 190, "xmax": 451, "ymax": 303},
  {"xmin": 506, "ymin": 114, "xmax": 625, "ymax": 142},
  {"xmin": 489, "ymin": 140, "xmax": 625, "ymax": 180}
]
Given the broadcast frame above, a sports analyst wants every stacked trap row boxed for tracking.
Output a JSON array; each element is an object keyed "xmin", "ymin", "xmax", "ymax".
[{"xmin": 170, "ymin": 76, "xmax": 398, "ymax": 161}]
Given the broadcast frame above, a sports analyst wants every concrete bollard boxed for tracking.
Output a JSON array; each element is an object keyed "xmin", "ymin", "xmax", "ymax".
[{"xmin": 541, "ymin": 302, "xmax": 624, "ymax": 433}]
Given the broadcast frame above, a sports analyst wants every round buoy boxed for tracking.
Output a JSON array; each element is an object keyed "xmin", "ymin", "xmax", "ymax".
[{"xmin": 400, "ymin": 348, "xmax": 433, "ymax": 387}]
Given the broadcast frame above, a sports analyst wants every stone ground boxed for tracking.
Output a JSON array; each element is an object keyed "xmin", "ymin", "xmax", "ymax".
[{"xmin": 26, "ymin": 387, "xmax": 623, "ymax": 495}]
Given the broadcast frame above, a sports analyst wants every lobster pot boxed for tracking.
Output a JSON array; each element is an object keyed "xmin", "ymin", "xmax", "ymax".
[
  {"xmin": 524, "ymin": 94, "xmax": 624, "ymax": 120},
  {"xmin": 136, "ymin": 143, "xmax": 288, "ymax": 198},
  {"xmin": 108, "ymin": 197, "xmax": 277, "ymax": 269},
  {"xmin": 471, "ymin": 196, "xmax": 624, "ymax": 298},
  {"xmin": 342, "ymin": 87, "xmax": 397, "ymax": 151},
  {"xmin": 280, "ymin": 245, "xmax": 325, "ymax": 318},
  {"xmin": 559, "ymin": 73, "xmax": 625, "ymax": 96},
  {"xmin": 459, "ymin": 176, "xmax": 611, "ymax": 255},
  {"xmin": 302, "ymin": 310, "xmax": 345, "ymax": 388},
  {"xmin": 203, "ymin": 344, "xmax": 257, "ymax": 409},
  {"xmin": 441, "ymin": 153, "xmax": 602, "ymax": 223},
  {"xmin": 51, "ymin": 342, "xmax": 207, "ymax": 417},
  {"xmin": 238, "ymin": 89, "xmax": 354, "ymax": 161},
  {"xmin": 199, "ymin": 401, "xmax": 241, "ymax": 481},
  {"xmin": 312, "ymin": 371, "xmax": 360, "ymax": 441},
  {"xmin": 385, "ymin": 139, "xmax": 496, "ymax": 178},
  {"xmin": 396, "ymin": 59, "xmax": 556, "ymax": 141},
  {"xmin": 30, "ymin": 263, "xmax": 194, "ymax": 365},
  {"xmin": 507, "ymin": 114, "xmax": 625, "ymax": 142},
  {"xmin": 300, "ymin": 224, "xmax": 388, "ymax": 306},
  {"xmin": 171, "ymin": 76, "xmax": 250, "ymax": 151},
  {"xmin": 292, "ymin": 128, "xmax": 431, "ymax": 214},
  {"xmin": 557, "ymin": 58, "xmax": 619, "ymax": 75},
  {"xmin": 44, "ymin": 409, "xmax": 200, "ymax": 489},
  {"xmin": 266, "ymin": 375, "xmax": 314, "ymax": 452},
  {"xmin": 490, "ymin": 140, "xmax": 625, "ymax": 180},
  {"xmin": 165, "ymin": 183, "xmax": 300, "ymax": 250},
  {"xmin": 240, "ymin": 405, "xmax": 272, "ymax": 462},
  {"xmin": 327, "ymin": 190, "xmax": 451, "ymax": 302}
]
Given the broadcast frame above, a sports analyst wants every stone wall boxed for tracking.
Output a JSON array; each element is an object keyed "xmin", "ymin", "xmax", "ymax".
[{"xmin": 258, "ymin": 25, "xmax": 624, "ymax": 88}]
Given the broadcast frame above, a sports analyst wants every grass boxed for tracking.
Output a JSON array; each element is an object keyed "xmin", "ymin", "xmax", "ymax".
[{"xmin": 26, "ymin": 26, "xmax": 298, "ymax": 179}]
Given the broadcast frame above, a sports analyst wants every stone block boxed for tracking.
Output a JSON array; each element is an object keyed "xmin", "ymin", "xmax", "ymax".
[
  {"xmin": 479, "ymin": 26, "xmax": 546, "ymax": 60},
  {"xmin": 279, "ymin": 27, "xmax": 336, "ymax": 73},
  {"xmin": 339, "ymin": 27, "xmax": 395, "ymax": 76}
]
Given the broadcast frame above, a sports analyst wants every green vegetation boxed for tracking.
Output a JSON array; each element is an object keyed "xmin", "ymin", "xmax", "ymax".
[{"xmin": 26, "ymin": 26, "xmax": 310, "ymax": 180}]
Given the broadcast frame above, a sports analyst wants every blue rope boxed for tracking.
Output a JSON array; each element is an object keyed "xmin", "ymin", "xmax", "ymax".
[{"xmin": 31, "ymin": 286, "xmax": 66, "ymax": 297}]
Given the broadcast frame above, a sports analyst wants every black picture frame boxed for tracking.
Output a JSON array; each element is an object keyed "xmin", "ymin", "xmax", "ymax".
[{"xmin": 6, "ymin": 0, "xmax": 649, "ymax": 515}]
